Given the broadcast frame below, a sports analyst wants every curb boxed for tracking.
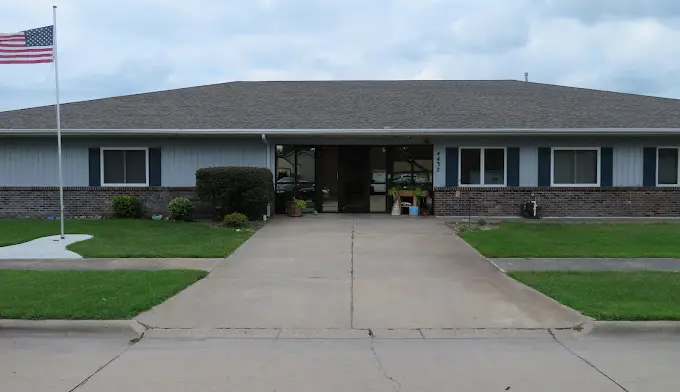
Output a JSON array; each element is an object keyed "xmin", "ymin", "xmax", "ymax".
[
  {"xmin": 587, "ymin": 321, "xmax": 680, "ymax": 336},
  {"xmin": 0, "ymin": 319, "xmax": 147, "ymax": 338}
]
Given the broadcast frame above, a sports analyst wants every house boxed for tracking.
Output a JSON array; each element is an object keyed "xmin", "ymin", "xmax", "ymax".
[{"xmin": 2, "ymin": 79, "xmax": 680, "ymax": 218}]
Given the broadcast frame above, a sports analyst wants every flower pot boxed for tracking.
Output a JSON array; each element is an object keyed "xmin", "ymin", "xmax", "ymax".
[{"xmin": 287, "ymin": 201, "xmax": 303, "ymax": 217}]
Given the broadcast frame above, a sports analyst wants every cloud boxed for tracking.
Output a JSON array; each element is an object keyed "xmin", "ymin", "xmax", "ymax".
[
  {"xmin": 1, "ymin": 0, "xmax": 680, "ymax": 112},
  {"xmin": 543, "ymin": 0, "xmax": 680, "ymax": 23}
]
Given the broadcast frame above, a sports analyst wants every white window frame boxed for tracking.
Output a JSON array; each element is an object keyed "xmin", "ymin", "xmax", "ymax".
[
  {"xmin": 550, "ymin": 147, "xmax": 601, "ymax": 187},
  {"xmin": 458, "ymin": 147, "xmax": 507, "ymax": 187},
  {"xmin": 656, "ymin": 146, "xmax": 680, "ymax": 187},
  {"xmin": 100, "ymin": 147, "xmax": 150, "ymax": 187}
]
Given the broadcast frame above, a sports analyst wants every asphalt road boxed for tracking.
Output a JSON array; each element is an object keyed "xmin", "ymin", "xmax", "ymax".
[{"xmin": 3, "ymin": 330, "xmax": 679, "ymax": 392}]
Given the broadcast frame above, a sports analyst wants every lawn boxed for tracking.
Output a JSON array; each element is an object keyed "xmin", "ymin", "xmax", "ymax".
[
  {"xmin": 0, "ymin": 270, "xmax": 207, "ymax": 320},
  {"xmin": 459, "ymin": 221, "xmax": 680, "ymax": 258},
  {"xmin": 509, "ymin": 271, "xmax": 680, "ymax": 321},
  {"xmin": 0, "ymin": 219, "xmax": 253, "ymax": 258}
]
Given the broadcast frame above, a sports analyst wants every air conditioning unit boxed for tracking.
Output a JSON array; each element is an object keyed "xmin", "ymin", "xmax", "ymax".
[{"xmin": 520, "ymin": 194, "xmax": 542, "ymax": 219}]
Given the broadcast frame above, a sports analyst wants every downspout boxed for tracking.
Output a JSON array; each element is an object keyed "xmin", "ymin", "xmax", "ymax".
[{"xmin": 261, "ymin": 133, "xmax": 272, "ymax": 218}]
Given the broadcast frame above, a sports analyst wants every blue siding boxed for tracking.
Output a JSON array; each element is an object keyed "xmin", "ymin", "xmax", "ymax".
[
  {"xmin": 0, "ymin": 137, "xmax": 268, "ymax": 187},
  {"xmin": 0, "ymin": 140, "xmax": 89, "ymax": 186},
  {"xmin": 613, "ymin": 146, "xmax": 643, "ymax": 186},
  {"xmin": 519, "ymin": 147, "xmax": 538, "ymax": 186}
]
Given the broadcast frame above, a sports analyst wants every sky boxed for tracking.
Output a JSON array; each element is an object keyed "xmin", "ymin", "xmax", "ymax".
[{"xmin": 1, "ymin": 0, "xmax": 680, "ymax": 111}]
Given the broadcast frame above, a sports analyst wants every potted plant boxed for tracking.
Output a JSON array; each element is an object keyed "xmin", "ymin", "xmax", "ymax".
[{"xmin": 287, "ymin": 199, "xmax": 306, "ymax": 217}]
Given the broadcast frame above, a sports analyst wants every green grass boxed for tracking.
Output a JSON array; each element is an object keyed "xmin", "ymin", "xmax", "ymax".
[
  {"xmin": 0, "ymin": 219, "xmax": 252, "ymax": 258},
  {"xmin": 0, "ymin": 270, "xmax": 207, "ymax": 319},
  {"xmin": 509, "ymin": 271, "xmax": 680, "ymax": 321},
  {"xmin": 460, "ymin": 221, "xmax": 680, "ymax": 258}
]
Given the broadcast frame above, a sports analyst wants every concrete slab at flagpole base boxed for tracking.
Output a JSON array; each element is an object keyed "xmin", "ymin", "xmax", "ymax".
[{"xmin": 0, "ymin": 234, "xmax": 92, "ymax": 259}]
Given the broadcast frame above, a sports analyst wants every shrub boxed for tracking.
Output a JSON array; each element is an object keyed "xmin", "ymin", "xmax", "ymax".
[
  {"xmin": 196, "ymin": 166, "xmax": 274, "ymax": 220},
  {"xmin": 111, "ymin": 195, "xmax": 141, "ymax": 218},
  {"xmin": 168, "ymin": 197, "xmax": 194, "ymax": 221},
  {"xmin": 223, "ymin": 212, "xmax": 249, "ymax": 228}
]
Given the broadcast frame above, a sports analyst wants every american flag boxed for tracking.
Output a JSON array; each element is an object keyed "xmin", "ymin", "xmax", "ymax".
[{"xmin": 0, "ymin": 26, "xmax": 54, "ymax": 64}]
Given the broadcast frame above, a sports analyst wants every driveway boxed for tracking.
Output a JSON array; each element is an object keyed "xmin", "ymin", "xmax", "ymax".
[{"xmin": 137, "ymin": 215, "xmax": 584, "ymax": 329}]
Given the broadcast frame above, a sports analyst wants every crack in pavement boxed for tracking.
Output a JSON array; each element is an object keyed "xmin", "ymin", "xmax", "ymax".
[
  {"xmin": 370, "ymin": 337, "xmax": 402, "ymax": 392},
  {"xmin": 548, "ymin": 330, "xmax": 629, "ymax": 392},
  {"xmin": 69, "ymin": 337, "xmax": 143, "ymax": 392}
]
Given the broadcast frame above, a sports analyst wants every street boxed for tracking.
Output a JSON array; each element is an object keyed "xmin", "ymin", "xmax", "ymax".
[{"xmin": 3, "ymin": 329, "xmax": 679, "ymax": 391}]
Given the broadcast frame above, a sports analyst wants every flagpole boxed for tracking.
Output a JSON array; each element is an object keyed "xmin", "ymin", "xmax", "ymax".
[{"xmin": 53, "ymin": 5, "xmax": 65, "ymax": 239}]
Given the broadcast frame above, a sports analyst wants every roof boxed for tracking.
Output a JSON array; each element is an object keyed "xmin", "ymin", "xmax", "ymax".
[{"xmin": 3, "ymin": 80, "xmax": 680, "ymax": 130}]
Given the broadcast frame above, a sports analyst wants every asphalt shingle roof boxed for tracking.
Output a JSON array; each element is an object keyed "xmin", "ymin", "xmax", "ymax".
[{"xmin": 3, "ymin": 80, "xmax": 680, "ymax": 130}]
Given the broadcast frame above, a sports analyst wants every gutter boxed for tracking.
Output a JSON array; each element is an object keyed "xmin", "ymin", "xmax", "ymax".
[
  {"xmin": 261, "ymin": 133, "xmax": 273, "ymax": 219},
  {"xmin": 3, "ymin": 128, "xmax": 680, "ymax": 136}
]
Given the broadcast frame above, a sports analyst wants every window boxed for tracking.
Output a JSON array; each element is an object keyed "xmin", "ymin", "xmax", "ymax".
[
  {"xmin": 101, "ymin": 148, "xmax": 149, "ymax": 186},
  {"xmin": 391, "ymin": 146, "xmax": 433, "ymax": 187},
  {"xmin": 657, "ymin": 147, "xmax": 680, "ymax": 186},
  {"xmin": 551, "ymin": 148, "xmax": 599, "ymax": 186},
  {"xmin": 459, "ymin": 147, "xmax": 506, "ymax": 186}
]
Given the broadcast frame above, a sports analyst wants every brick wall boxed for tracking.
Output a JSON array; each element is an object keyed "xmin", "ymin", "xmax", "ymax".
[
  {"xmin": 0, "ymin": 187, "xmax": 208, "ymax": 218},
  {"xmin": 433, "ymin": 187, "xmax": 680, "ymax": 217}
]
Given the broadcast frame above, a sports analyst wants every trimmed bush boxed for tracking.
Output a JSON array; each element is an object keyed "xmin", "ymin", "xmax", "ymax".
[
  {"xmin": 223, "ymin": 212, "xmax": 249, "ymax": 228},
  {"xmin": 168, "ymin": 197, "xmax": 194, "ymax": 221},
  {"xmin": 111, "ymin": 195, "xmax": 141, "ymax": 218},
  {"xmin": 196, "ymin": 166, "xmax": 274, "ymax": 220}
]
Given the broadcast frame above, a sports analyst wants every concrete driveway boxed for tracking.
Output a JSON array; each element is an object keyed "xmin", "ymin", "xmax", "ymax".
[{"xmin": 137, "ymin": 215, "xmax": 584, "ymax": 330}]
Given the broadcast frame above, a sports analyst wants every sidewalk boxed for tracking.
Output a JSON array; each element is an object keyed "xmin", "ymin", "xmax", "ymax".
[
  {"xmin": 0, "ymin": 258, "xmax": 223, "ymax": 271},
  {"xmin": 491, "ymin": 258, "xmax": 680, "ymax": 272}
]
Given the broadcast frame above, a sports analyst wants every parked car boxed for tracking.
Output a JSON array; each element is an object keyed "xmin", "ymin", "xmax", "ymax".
[
  {"xmin": 276, "ymin": 177, "xmax": 296, "ymax": 194},
  {"xmin": 393, "ymin": 172, "xmax": 430, "ymax": 186},
  {"xmin": 276, "ymin": 177, "xmax": 325, "ymax": 199}
]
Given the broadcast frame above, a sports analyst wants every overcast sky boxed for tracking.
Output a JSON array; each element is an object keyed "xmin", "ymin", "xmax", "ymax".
[{"xmin": 1, "ymin": 0, "xmax": 679, "ymax": 111}]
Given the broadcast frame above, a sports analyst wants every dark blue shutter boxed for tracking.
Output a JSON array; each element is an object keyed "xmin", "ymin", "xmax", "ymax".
[
  {"xmin": 507, "ymin": 147, "xmax": 520, "ymax": 186},
  {"xmin": 148, "ymin": 148, "xmax": 162, "ymax": 186},
  {"xmin": 88, "ymin": 148, "xmax": 101, "ymax": 187},
  {"xmin": 600, "ymin": 147, "xmax": 613, "ymax": 187},
  {"xmin": 537, "ymin": 147, "xmax": 551, "ymax": 186},
  {"xmin": 643, "ymin": 147, "xmax": 657, "ymax": 186},
  {"xmin": 445, "ymin": 147, "xmax": 458, "ymax": 187}
]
